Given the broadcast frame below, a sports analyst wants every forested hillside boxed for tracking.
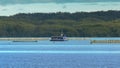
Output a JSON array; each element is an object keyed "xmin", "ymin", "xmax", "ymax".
[{"xmin": 0, "ymin": 10, "xmax": 120, "ymax": 37}]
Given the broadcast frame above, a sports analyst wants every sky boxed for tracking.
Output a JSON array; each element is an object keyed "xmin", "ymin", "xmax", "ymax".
[{"xmin": 0, "ymin": 0, "xmax": 120, "ymax": 16}]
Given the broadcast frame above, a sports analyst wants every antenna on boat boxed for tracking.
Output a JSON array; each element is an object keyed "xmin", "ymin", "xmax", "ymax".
[{"xmin": 60, "ymin": 30, "xmax": 64, "ymax": 37}]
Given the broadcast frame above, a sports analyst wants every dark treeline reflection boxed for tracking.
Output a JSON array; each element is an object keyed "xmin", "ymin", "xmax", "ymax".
[{"xmin": 0, "ymin": 10, "xmax": 120, "ymax": 37}]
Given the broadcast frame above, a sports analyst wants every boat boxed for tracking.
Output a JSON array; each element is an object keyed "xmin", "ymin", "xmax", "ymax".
[{"xmin": 50, "ymin": 33, "xmax": 67, "ymax": 41}]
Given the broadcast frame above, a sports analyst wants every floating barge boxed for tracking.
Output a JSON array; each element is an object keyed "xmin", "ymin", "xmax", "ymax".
[
  {"xmin": 91, "ymin": 40, "xmax": 120, "ymax": 44},
  {"xmin": 13, "ymin": 40, "xmax": 38, "ymax": 42},
  {"xmin": 0, "ymin": 38, "xmax": 48, "ymax": 42}
]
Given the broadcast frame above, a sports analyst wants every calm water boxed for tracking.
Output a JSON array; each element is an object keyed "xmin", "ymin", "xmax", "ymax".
[{"xmin": 0, "ymin": 38, "xmax": 120, "ymax": 68}]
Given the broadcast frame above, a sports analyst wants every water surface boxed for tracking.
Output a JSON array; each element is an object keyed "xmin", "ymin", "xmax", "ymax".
[{"xmin": 0, "ymin": 38, "xmax": 120, "ymax": 68}]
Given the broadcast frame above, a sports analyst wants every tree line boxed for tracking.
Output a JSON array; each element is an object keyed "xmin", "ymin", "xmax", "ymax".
[{"xmin": 0, "ymin": 10, "xmax": 120, "ymax": 37}]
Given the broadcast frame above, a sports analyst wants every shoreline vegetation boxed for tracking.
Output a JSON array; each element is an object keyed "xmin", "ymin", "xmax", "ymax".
[{"xmin": 0, "ymin": 10, "xmax": 120, "ymax": 37}]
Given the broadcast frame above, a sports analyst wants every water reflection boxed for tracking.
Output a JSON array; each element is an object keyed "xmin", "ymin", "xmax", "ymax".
[{"xmin": 1, "ymin": 51, "xmax": 120, "ymax": 53}]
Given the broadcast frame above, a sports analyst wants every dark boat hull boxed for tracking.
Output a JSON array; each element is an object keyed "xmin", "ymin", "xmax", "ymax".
[{"xmin": 50, "ymin": 39, "xmax": 67, "ymax": 41}]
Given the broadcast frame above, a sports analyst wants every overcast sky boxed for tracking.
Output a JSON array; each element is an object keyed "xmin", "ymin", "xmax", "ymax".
[{"xmin": 0, "ymin": 0, "xmax": 120, "ymax": 16}]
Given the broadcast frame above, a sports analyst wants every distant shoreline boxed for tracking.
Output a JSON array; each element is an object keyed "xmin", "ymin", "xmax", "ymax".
[
  {"xmin": 1, "ymin": 37, "xmax": 120, "ymax": 41},
  {"xmin": 0, "ymin": 37, "xmax": 90, "ymax": 41}
]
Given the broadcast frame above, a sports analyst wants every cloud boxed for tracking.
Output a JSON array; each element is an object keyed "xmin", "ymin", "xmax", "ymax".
[
  {"xmin": 0, "ymin": 0, "xmax": 120, "ymax": 5},
  {"xmin": 1, "ymin": 9, "xmax": 8, "ymax": 11},
  {"xmin": 2, "ymin": 9, "xmax": 8, "ymax": 11},
  {"xmin": 0, "ymin": 2, "xmax": 120, "ymax": 16}
]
